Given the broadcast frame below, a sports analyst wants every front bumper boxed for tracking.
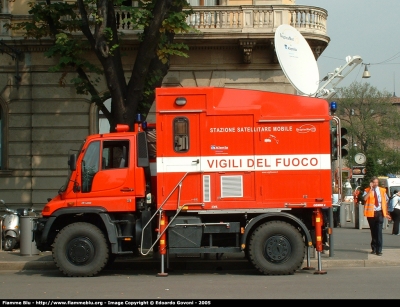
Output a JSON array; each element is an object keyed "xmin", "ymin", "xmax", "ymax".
[{"xmin": 33, "ymin": 217, "xmax": 52, "ymax": 251}]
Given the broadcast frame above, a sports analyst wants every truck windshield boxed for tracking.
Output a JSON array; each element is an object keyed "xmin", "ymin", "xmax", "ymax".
[{"xmin": 82, "ymin": 141, "xmax": 100, "ymax": 192}]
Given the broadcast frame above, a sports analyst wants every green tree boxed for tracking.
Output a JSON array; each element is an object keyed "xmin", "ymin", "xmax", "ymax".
[
  {"xmin": 334, "ymin": 81, "xmax": 400, "ymax": 175},
  {"xmin": 7, "ymin": 0, "xmax": 193, "ymax": 131}
]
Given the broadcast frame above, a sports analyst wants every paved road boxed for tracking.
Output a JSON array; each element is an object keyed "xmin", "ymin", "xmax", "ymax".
[{"xmin": 1, "ymin": 266, "xmax": 400, "ymax": 299}]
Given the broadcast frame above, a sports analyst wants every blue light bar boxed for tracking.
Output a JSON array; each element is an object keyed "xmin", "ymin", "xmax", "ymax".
[{"xmin": 330, "ymin": 101, "xmax": 337, "ymax": 113}]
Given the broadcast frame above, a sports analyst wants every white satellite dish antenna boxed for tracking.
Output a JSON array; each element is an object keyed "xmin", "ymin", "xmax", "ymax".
[{"xmin": 274, "ymin": 24, "xmax": 319, "ymax": 96}]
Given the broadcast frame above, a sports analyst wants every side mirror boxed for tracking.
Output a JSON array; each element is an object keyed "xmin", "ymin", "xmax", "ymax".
[{"xmin": 68, "ymin": 154, "xmax": 77, "ymax": 171}]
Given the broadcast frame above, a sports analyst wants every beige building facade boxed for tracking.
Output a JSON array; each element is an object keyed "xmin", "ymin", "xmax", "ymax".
[{"xmin": 0, "ymin": 0, "xmax": 329, "ymax": 210}]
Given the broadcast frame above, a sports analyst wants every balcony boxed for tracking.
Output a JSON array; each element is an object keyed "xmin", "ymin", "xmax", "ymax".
[
  {"xmin": 114, "ymin": 4, "xmax": 329, "ymax": 60},
  {"xmin": 2, "ymin": 4, "xmax": 327, "ymax": 35},
  {"xmin": 115, "ymin": 5, "xmax": 327, "ymax": 37}
]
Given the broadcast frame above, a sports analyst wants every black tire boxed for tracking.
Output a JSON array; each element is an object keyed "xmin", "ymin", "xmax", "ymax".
[
  {"xmin": 4, "ymin": 237, "xmax": 17, "ymax": 251},
  {"xmin": 104, "ymin": 253, "xmax": 117, "ymax": 269},
  {"xmin": 248, "ymin": 221, "xmax": 305, "ymax": 275},
  {"xmin": 52, "ymin": 222, "xmax": 109, "ymax": 277}
]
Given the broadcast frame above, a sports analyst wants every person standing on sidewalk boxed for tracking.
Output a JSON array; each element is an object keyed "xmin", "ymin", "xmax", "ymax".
[
  {"xmin": 390, "ymin": 190, "xmax": 400, "ymax": 235},
  {"xmin": 363, "ymin": 176, "xmax": 391, "ymax": 256}
]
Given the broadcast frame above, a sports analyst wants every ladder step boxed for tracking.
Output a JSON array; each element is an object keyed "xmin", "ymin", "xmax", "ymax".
[
  {"xmin": 115, "ymin": 251, "xmax": 135, "ymax": 255},
  {"xmin": 111, "ymin": 220, "xmax": 129, "ymax": 224}
]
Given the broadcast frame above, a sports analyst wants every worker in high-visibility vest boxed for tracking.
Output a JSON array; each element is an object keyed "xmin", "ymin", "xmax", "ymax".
[{"xmin": 363, "ymin": 176, "xmax": 391, "ymax": 256}]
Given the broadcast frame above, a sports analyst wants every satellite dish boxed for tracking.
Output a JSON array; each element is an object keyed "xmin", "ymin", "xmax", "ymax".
[{"xmin": 274, "ymin": 24, "xmax": 319, "ymax": 96}]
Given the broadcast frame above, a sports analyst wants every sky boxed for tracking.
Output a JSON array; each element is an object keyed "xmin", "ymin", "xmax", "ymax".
[{"xmin": 296, "ymin": 0, "xmax": 400, "ymax": 95}]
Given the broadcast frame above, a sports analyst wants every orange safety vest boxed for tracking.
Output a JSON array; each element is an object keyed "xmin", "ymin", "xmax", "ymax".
[{"xmin": 364, "ymin": 187, "xmax": 389, "ymax": 218}]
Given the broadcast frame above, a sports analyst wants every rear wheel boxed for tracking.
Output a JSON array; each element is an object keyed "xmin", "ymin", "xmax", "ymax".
[
  {"xmin": 52, "ymin": 222, "xmax": 109, "ymax": 277},
  {"xmin": 248, "ymin": 221, "xmax": 305, "ymax": 275}
]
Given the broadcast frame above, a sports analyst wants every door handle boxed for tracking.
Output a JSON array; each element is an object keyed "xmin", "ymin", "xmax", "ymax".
[{"xmin": 192, "ymin": 159, "xmax": 199, "ymax": 164}]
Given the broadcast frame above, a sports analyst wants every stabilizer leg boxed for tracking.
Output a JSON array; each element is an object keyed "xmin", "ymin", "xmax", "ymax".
[
  {"xmin": 314, "ymin": 251, "xmax": 327, "ymax": 275},
  {"xmin": 302, "ymin": 245, "xmax": 315, "ymax": 271},
  {"xmin": 313, "ymin": 208, "xmax": 327, "ymax": 275},
  {"xmin": 157, "ymin": 211, "xmax": 168, "ymax": 277}
]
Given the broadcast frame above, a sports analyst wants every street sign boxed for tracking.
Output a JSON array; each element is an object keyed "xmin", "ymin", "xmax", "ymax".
[{"xmin": 352, "ymin": 165, "xmax": 366, "ymax": 178}]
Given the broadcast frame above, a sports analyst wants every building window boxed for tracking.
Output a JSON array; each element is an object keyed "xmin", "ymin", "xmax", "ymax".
[
  {"xmin": 1, "ymin": 0, "xmax": 9, "ymax": 14},
  {"xmin": 204, "ymin": 0, "xmax": 219, "ymax": 4},
  {"xmin": 99, "ymin": 98, "xmax": 111, "ymax": 134},
  {"xmin": 188, "ymin": 0, "xmax": 219, "ymax": 5}
]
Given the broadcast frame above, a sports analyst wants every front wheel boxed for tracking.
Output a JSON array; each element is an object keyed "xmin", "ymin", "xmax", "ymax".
[
  {"xmin": 4, "ymin": 237, "xmax": 17, "ymax": 251},
  {"xmin": 248, "ymin": 221, "xmax": 305, "ymax": 275},
  {"xmin": 52, "ymin": 222, "xmax": 109, "ymax": 277}
]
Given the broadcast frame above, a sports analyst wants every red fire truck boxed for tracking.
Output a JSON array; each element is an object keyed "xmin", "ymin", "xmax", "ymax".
[{"xmin": 34, "ymin": 87, "xmax": 333, "ymax": 277}]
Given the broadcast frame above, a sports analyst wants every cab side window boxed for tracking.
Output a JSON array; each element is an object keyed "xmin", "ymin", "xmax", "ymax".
[
  {"xmin": 102, "ymin": 141, "xmax": 129, "ymax": 169},
  {"xmin": 174, "ymin": 117, "xmax": 189, "ymax": 153}
]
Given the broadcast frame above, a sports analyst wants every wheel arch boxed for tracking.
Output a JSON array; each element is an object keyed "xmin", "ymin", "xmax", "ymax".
[
  {"xmin": 38, "ymin": 207, "xmax": 118, "ymax": 251},
  {"xmin": 241, "ymin": 212, "xmax": 312, "ymax": 251}
]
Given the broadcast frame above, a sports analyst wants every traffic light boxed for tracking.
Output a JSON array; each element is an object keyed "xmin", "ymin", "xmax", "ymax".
[
  {"xmin": 340, "ymin": 127, "xmax": 348, "ymax": 157},
  {"xmin": 331, "ymin": 127, "xmax": 338, "ymax": 160}
]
